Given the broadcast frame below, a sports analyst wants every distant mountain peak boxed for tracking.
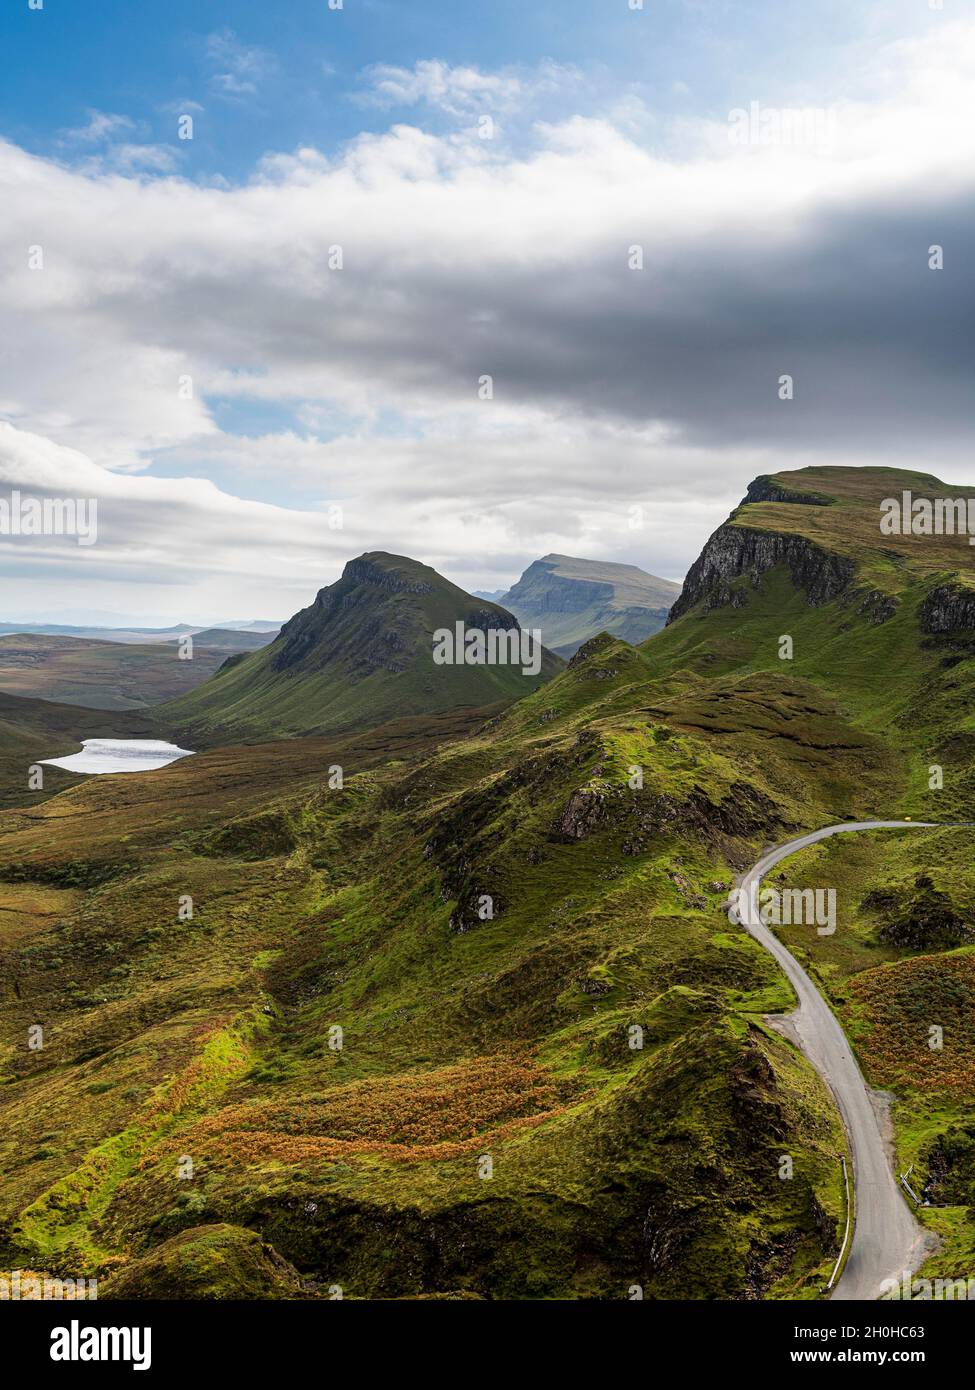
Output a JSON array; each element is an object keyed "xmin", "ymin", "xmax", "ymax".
[{"xmin": 500, "ymin": 553, "xmax": 681, "ymax": 657}]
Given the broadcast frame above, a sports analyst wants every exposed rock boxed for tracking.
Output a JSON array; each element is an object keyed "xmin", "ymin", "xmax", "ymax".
[
  {"xmin": 922, "ymin": 1124, "xmax": 975, "ymax": 1206},
  {"xmin": 464, "ymin": 605, "xmax": 520, "ymax": 634},
  {"xmin": 845, "ymin": 588, "xmax": 898, "ymax": 625},
  {"xmin": 568, "ymin": 632, "xmax": 616, "ymax": 668},
  {"xmin": 863, "ymin": 875, "xmax": 975, "ymax": 951},
  {"xmin": 741, "ymin": 475, "xmax": 833, "ymax": 508},
  {"xmin": 449, "ymin": 886, "xmax": 504, "ymax": 933},
  {"xmin": 342, "ymin": 556, "xmax": 434, "ymax": 597},
  {"xmin": 668, "ymin": 524, "xmax": 855, "ymax": 623},
  {"xmin": 811, "ymin": 1193, "xmax": 839, "ymax": 1256},
  {"xmin": 556, "ymin": 787, "xmax": 614, "ymax": 841},
  {"xmin": 918, "ymin": 583, "xmax": 975, "ymax": 634},
  {"xmin": 559, "ymin": 778, "xmax": 781, "ymax": 854},
  {"xmin": 579, "ymin": 976, "xmax": 612, "ymax": 996},
  {"xmin": 642, "ymin": 1194, "xmax": 694, "ymax": 1273},
  {"xmin": 669, "ymin": 870, "xmax": 707, "ymax": 910}
]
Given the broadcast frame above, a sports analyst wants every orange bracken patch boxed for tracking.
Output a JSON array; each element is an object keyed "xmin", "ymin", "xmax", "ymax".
[
  {"xmin": 846, "ymin": 951, "xmax": 975, "ymax": 1095},
  {"xmin": 168, "ymin": 1051, "xmax": 575, "ymax": 1168}
]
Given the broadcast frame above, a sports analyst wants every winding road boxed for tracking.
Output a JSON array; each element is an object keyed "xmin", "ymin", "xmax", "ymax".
[{"xmin": 738, "ymin": 821, "xmax": 940, "ymax": 1301}]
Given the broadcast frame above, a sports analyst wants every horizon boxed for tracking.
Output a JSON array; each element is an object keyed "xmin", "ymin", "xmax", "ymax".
[
  {"xmin": 0, "ymin": 536, "xmax": 692, "ymax": 628},
  {"xmin": 1, "ymin": 460, "xmax": 965, "ymax": 628}
]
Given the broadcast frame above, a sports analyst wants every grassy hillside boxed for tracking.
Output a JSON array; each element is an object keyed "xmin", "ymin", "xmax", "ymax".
[
  {"xmin": 0, "ymin": 646, "xmax": 851, "ymax": 1299},
  {"xmin": 2, "ymin": 466, "xmax": 975, "ymax": 1299},
  {"xmin": 163, "ymin": 553, "xmax": 563, "ymax": 742}
]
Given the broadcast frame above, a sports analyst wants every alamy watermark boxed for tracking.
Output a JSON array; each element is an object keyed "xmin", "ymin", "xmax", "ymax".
[
  {"xmin": 50, "ymin": 1319, "xmax": 150, "ymax": 1371},
  {"xmin": 0, "ymin": 491, "xmax": 97, "ymax": 546},
  {"xmin": 1, "ymin": 1269, "xmax": 98, "ymax": 1300},
  {"xmin": 728, "ymin": 101, "xmax": 838, "ymax": 149},
  {"xmin": 881, "ymin": 1270, "xmax": 975, "ymax": 1300},
  {"xmin": 432, "ymin": 622, "xmax": 542, "ymax": 677},
  {"xmin": 880, "ymin": 491, "xmax": 975, "ymax": 544},
  {"xmin": 729, "ymin": 882, "xmax": 836, "ymax": 935}
]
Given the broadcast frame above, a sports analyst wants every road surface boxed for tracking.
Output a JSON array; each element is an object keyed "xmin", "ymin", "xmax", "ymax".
[{"xmin": 737, "ymin": 821, "xmax": 938, "ymax": 1301}]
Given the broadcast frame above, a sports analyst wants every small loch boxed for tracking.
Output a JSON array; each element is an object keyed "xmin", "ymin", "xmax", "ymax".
[{"xmin": 40, "ymin": 739, "xmax": 195, "ymax": 775}]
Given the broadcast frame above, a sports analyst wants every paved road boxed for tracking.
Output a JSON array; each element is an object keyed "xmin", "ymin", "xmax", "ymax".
[{"xmin": 737, "ymin": 821, "xmax": 938, "ymax": 1301}]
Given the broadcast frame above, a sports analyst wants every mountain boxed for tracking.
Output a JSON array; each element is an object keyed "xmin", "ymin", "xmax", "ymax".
[
  {"xmin": 4, "ymin": 469, "xmax": 975, "ymax": 1301},
  {"xmin": 161, "ymin": 628, "xmax": 274, "ymax": 653},
  {"xmin": 161, "ymin": 552, "xmax": 563, "ymax": 740},
  {"xmin": 0, "ymin": 623, "xmax": 195, "ymax": 645},
  {"xmin": 470, "ymin": 588, "xmax": 508, "ymax": 602},
  {"xmin": 212, "ymin": 620, "xmax": 283, "ymax": 633},
  {"xmin": 0, "ymin": 622, "xmax": 281, "ymax": 646},
  {"xmin": 498, "ymin": 553, "xmax": 681, "ymax": 656}
]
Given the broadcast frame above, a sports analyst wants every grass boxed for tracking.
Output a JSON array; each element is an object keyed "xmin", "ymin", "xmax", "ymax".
[
  {"xmin": 2, "ymin": 464, "xmax": 975, "ymax": 1297},
  {"xmin": 162, "ymin": 551, "xmax": 563, "ymax": 741}
]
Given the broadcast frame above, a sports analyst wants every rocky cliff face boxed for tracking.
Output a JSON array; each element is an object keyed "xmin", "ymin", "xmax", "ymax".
[
  {"xmin": 741, "ymin": 475, "xmax": 832, "ymax": 508},
  {"xmin": 272, "ymin": 556, "xmax": 433, "ymax": 673},
  {"xmin": 464, "ymin": 605, "xmax": 520, "ymax": 635},
  {"xmin": 341, "ymin": 556, "xmax": 434, "ymax": 597},
  {"xmin": 918, "ymin": 583, "xmax": 975, "ymax": 634},
  {"xmin": 668, "ymin": 524, "xmax": 855, "ymax": 623}
]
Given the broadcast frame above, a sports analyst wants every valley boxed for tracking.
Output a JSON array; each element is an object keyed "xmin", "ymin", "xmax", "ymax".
[
  {"xmin": 0, "ymin": 632, "xmax": 273, "ymax": 712},
  {"xmin": 1, "ymin": 465, "xmax": 974, "ymax": 1301}
]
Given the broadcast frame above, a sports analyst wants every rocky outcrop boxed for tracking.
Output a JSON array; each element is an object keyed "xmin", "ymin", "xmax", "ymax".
[
  {"xmin": 668, "ymin": 524, "xmax": 855, "ymax": 623},
  {"xmin": 741, "ymin": 475, "xmax": 832, "ymax": 508},
  {"xmin": 554, "ymin": 779, "xmax": 781, "ymax": 851},
  {"xmin": 449, "ymin": 886, "xmax": 505, "ymax": 933},
  {"xmin": 844, "ymin": 588, "xmax": 897, "ymax": 625},
  {"xmin": 341, "ymin": 556, "xmax": 434, "ymax": 597},
  {"xmin": 567, "ymin": 632, "xmax": 616, "ymax": 669},
  {"xmin": 464, "ymin": 606, "xmax": 520, "ymax": 634},
  {"xmin": 918, "ymin": 583, "xmax": 975, "ymax": 634},
  {"xmin": 863, "ymin": 875, "xmax": 975, "ymax": 951},
  {"xmin": 555, "ymin": 787, "xmax": 615, "ymax": 840}
]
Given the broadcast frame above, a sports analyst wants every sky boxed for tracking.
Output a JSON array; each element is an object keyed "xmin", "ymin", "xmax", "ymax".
[{"xmin": 0, "ymin": 0, "xmax": 972, "ymax": 624}]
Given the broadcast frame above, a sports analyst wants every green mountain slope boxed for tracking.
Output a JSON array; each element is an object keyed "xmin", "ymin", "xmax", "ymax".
[
  {"xmin": 162, "ymin": 552, "xmax": 563, "ymax": 740},
  {"xmin": 500, "ymin": 553, "xmax": 681, "ymax": 657},
  {"xmin": 3, "ymin": 468, "xmax": 975, "ymax": 1299}
]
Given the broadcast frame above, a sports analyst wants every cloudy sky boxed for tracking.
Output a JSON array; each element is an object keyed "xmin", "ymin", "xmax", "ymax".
[{"xmin": 0, "ymin": 0, "xmax": 972, "ymax": 624}]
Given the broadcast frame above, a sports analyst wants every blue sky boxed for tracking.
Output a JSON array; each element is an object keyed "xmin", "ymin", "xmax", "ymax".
[
  {"xmin": 2, "ymin": 0, "xmax": 933, "ymax": 175},
  {"xmin": 0, "ymin": 0, "xmax": 970, "ymax": 622}
]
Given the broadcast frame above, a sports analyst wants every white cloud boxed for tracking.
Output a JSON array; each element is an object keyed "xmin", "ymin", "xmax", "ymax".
[
  {"xmin": 60, "ymin": 110, "xmax": 136, "ymax": 144},
  {"xmin": 0, "ymin": 21, "xmax": 973, "ymax": 617},
  {"xmin": 206, "ymin": 28, "xmax": 272, "ymax": 97},
  {"xmin": 362, "ymin": 59, "xmax": 522, "ymax": 115},
  {"xmin": 0, "ymin": 416, "xmax": 748, "ymax": 619}
]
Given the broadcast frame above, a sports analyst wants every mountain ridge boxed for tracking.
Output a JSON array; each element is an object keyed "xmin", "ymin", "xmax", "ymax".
[{"xmin": 163, "ymin": 550, "xmax": 562, "ymax": 740}]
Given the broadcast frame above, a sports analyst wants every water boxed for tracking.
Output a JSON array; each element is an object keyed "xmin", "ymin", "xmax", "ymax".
[{"xmin": 40, "ymin": 738, "xmax": 195, "ymax": 775}]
